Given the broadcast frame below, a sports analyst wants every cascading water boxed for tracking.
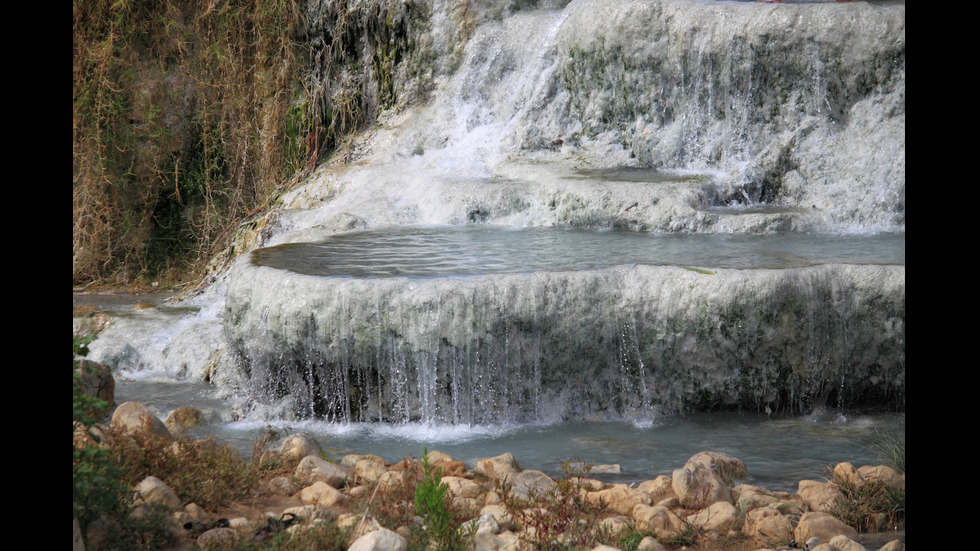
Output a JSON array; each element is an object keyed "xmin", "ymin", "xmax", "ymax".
[{"xmin": 86, "ymin": 0, "xmax": 904, "ymax": 475}]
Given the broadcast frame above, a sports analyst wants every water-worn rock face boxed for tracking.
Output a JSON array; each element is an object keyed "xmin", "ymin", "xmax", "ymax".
[
  {"xmin": 271, "ymin": 0, "xmax": 904, "ymax": 242},
  {"xmin": 225, "ymin": 262, "xmax": 904, "ymax": 422}
]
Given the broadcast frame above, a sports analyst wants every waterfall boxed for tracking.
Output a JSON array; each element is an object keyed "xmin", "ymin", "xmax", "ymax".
[{"xmin": 88, "ymin": 0, "xmax": 905, "ymax": 426}]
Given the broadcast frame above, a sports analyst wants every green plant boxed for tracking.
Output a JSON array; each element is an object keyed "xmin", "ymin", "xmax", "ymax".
[
  {"xmin": 74, "ymin": 334, "xmax": 176, "ymax": 549},
  {"xmin": 415, "ymin": 450, "xmax": 468, "ymax": 551},
  {"xmin": 74, "ymin": 333, "xmax": 122, "ymax": 528},
  {"xmin": 873, "ymin": 429, "xmax": 905, "ymax": 475},
  {"xmin": 830, "ymin": 475, "xmax": 905, "ymax": 533}
]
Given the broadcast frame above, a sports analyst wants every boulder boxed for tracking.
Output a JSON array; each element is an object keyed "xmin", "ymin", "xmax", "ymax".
[
  {"xmin": 475, "ymin": 453, "xmax": 522, "ymax": 481},
  {"xmin": 480, "ymin": 504, "xmax": 516, "ymax": 531},
  {"xmin": 672, "ymin": 462, "xmax": 731, "ymax": 508},
  {"xmin": 636, "ymin": 476, "xmax": 675, "ymax": 504},
  {"xmin": 283, "ymin": 504, "xmax": 334, "ymax": 522},
  {"xmin": 636, "ymin": 536, "xmax": 667, "ymax": 551},
  {"xmin": 732, "ymin": 484, "xmax": 781, "ymax": 511},
  {"xmin": 164, "ymin": 406, "xmax": 204, "ymax": 435},
  {"xmin": 295, "ymin": 455, "xmax": 349, "ymax": 488},
  {"xmin": 599, "ymin": 515, "xmax": 630, "ymax": 535},
  {"xmin": 797, "ymin": 480, "xmax": 845, "ymax": 513},
  {"xmin": 829, "ymin": 534, "xmax": 868, "ymax": 551},
  {"xmin": 348, "ymin": 527, "xmax": 408, "ymax": 551},
  {"xmin": 743, "ymin": 504, "xmax": 794, "ymax": 544},
  {"xmin": 74, "ymin": 359, "xmax": 115, "ymax": 412},
  {"xmin": 425, "ymin": 450, "xmax": 469, "ymax": 477},
  {"xmin": 473, "ymin": 528, "xmax": 520, "ymax": 551},
  {"xmin": 857, "ymin": 465, "xmax": 903, "ymax": 489},
  {"xmin": 443, "ymin": 476, "xmax": 483, "ymax": 499},
  {"xmin": 794, "ymin": 512, "xmax": 858, "ymax": 544},
  {"xmin": 632, "ymin": 504, "xmax": 686, "ymax": 538},
  {"xmin": 341, "ymin": 453, "xmax": 387, "ymax": 467},
  {"xmin": 299, "ymin": 481, "xmax": 348, "ymax": 508},
  {"xmin": 686, "ymin": 451, "xmax": 749, "ymax": 483},
  {"xmin": 196, "ymin": 527, "xmax": 239, "ymax": 550},
  {"xmin": 354, "ymin": 458, "xmax": 388, "ymax": 483},
  {"xmin": 685, "ymin": 501, "xmax": 738, "ymax": 534},
  {"xmin": 262, "ymin": 433, "xmax": 323, "ymax": 465},
  {"xmin": 110, "ymin": 401, "xmax": 171, "ymax": 439},
  {"xmin": 585, "ymin": 484, "xmax": 652, "ymax": 516},
  {"xmin": 833, "ymin": 462, "xmax": 864, "ymax": 488},
  {"xmin": 505, "ymin": 469, "xmax": 555, "ymax": 500},
  {"xmin": 134, "ymin": 476, "xmax": 180, "ymax": 508}
]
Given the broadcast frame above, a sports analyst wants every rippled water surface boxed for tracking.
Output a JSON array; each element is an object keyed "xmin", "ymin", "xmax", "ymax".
[{"xmin": 253, "ymin": 226, "xmax": 905, "ymax": 278}]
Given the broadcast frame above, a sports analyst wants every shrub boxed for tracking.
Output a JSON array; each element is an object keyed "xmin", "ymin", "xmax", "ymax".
[
  {"xmin": 108, "ymin": 431, "xmax": 262, "ymax": 511},
  {"xmin": 505, "ymin": 459, "xmax": 608, "ymax": 551},
  {"xmin": 415, "ymin": 452, "xmax": 468, "ymax": 551},
  {"xmin": 74, "ymin": 333, "xmax": 176, "ymax": 549}
]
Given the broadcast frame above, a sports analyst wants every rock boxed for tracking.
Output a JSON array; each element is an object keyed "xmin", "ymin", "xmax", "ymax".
[
  {"xmin": 341, "ymin": 453, "xmax": 387, "ymax": 467},
  {"xmin": 74, "ymin": 359, "xmax": 115, "ymax": 412},
  {"xmin": 443, "ymin": 476, "xmax": 483, "ymax": 499},
  {"xmin": 473, "ymin": 528, "xmax": 520, "ymax": 551},
  {"xmin": 229, "ymin": 517, "xmax": 251, "ymax": 529},
  {"xmin": 480, "ymin": 504, "xmax": 515, "ymax": 531},
  {"xmin": 263, "ymin": 476, "xmax": 295, "ymax": 495},
  {"xmin": 591, "ymin": 464, "xmax": 622, "ymax": 474},
  {"xmin": 833, "ymin": 462, "xmax": 864, "ymax": 488},
  {"xmin": 299, "ymin": 481, "xmax": 348, "ymax": 508},
  {"xmin": 632, "ymin": 504, "xmax": 686, "ymax": 538},
  {"xmin": 672, "ymin": 461, "xmax": 731, "ymax": 508},
  {"xmin": 733, "ymin": 484, "xmax": 781, "ymax": 511},
  {"xmin": 262, "ymin": 433, "xmax": 323, "ymax": 465},
  {"xmin": 600, "ymin": 515, "xmax": 630, "ymax": 535},
  {"xmin": 134, "ymin": 476, "xmax": 180, "ymax": 508},
  {"xmin": 475, "ymin": 453, "xmax": 522, "ymax": 481},
  {"xmin": 463, "ymin": 514, "xmax": 500, "ymax": 536},
  {"xmin": 585, "ymin": 484, "xmax": 652, "ymax": 516},
  {"xmin": 857, "ymin": 465, "xmax": 903, "ymax": 489},
  {"xmin": 685, "ymin": 501, "xmax": 738, "ymax": 533},
  {"xmin": 348, "ymin": 527, "xmax": 408, "ymax": 551},
  {"xmin": 377, "ymin": 470, "xmax": 405, "ymax": 493},
  {"xmin": 636, "ymin": 475, "xmax": 675, "ymax": 504},
  {"xmin": 295, "ymin": 455, "xmax": 349, "ymax": 488},
  {"xmin": 354, "ymin": 458, "xmax": 388, "ymax": 483},
  {"xmin": 877, "ymin": 540, "xmax": 905, "ymax": 551},
  {"xmin": 591, "ymin": 546, "xmax": 623, "ymax": 551},
  {"xmin": 505, "ymin": 469, "xmax": 555, "ymax": 500},
  {"xmin": 686, "ymin": 451, "xmax": 749, "ymax": 483},
  {"xmin": 425, "ymin": 450, "xmax": 469, "ymax": 476},
  {"xmin": 797, "ymin": 480, "xmax": 845, "ymax": 513},
  {"xmin": 110, "ymin": 401, "xmax": 171, "ymax": 438},
  {"xmin": 828, "ymin": 534, "xmax": 868, "ymax": 551},
  {"xmin": 283, "ymin": 504, "xmax": 334, "ymax": 522},
  {"xmin": 165, "ymin": 406, "xmax": 204, "ymax": 435},
  {"xmin": 636, "ymin": 536, "xmax": 667, "ymax": 551},
  {"xmin": 196, "ymin": 527, "xmax": 239, "ymax": 550},
  {"xmin": 425, "ymin": 450, "xmax": 457, "ymax": 464},
  {"xmin": 794, "ymin": 512, "xmax": 858, "ymax": 544},
  {"xmin": 743, "ymin": 504, "xmax": 794, "ymax": 545}
]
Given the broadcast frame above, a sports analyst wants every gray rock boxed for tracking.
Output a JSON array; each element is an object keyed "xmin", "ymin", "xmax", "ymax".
[
  {"xmin": 295, "ymin": 455, "xmax": 349, "ymax": 487},
  {"xmin": 348, "ymin": 527, "xmax": 408, "ymax": 551},
  {"xmin": 110, "ymin": 401, "xmax": 170, "ymax": 438}
]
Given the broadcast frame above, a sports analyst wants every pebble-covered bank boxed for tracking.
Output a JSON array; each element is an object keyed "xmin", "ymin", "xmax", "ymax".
[{"xmin": 73, "ymin": 393, "xmax": 905, "ymax": 551}]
